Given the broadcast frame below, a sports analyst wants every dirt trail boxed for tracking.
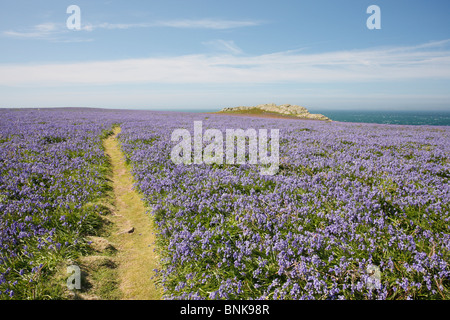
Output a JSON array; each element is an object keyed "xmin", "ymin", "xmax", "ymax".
[{"xmin": 103, "ymin": 127, "xmax": 161, "ymax": 300}]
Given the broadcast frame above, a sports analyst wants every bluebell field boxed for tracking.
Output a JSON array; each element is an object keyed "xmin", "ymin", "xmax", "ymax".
[{"xmin": 0, "ymin": 108, "xmax": 449, "ymax": 300}]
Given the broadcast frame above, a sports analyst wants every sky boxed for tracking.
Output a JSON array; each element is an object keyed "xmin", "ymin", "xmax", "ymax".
[{"xmin": 0, "ymin": 0, "xmax": 449, "ymax": 111}]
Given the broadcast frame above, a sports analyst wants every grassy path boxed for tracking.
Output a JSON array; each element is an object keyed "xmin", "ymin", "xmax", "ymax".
[{"xmin": 103, "ymin": 127, "xmax": 161, "ymax": 300}]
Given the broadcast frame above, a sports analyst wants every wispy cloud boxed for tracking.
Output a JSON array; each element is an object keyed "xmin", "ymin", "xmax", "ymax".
[
  {"xmin": 154, "ymin": 19, "xmax": 261, "ymax": 29},
  {"xmin": 82, "ymin": 18, "xmax": 262, "ymax": 31},
  {"xmin": 3, "ymin": 18, "xmax": 262, "ymax": 41},
  {"xmin": 3, "ymin": 22, "xmax": 93, "ymax": 43},
  {"xmin": 82, "ymin": 22, "xmax": 147, "ymax": 31},
  {"xmin": 3, "ymin": 22, "xmax": 60, "ymax": 39},
  {"xmin": 202, "ymin": 39, "xmax": 243, "ymax": 55},
  {"xmin": 1, "ymin": 40, "xmax": 449, "ymax": 87}
]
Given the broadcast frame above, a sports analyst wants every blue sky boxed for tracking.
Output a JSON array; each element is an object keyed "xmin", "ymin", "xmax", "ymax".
[{"xmin": 0, "ymin": 0, "xmax": 449, "ymax": 111}]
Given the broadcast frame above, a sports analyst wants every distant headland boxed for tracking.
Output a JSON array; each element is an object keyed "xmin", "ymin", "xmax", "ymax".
[{"xmin": 217, "ymin": 103, "xmax": 331, "ymax": 121}]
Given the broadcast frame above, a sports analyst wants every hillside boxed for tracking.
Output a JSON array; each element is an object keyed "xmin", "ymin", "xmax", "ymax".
[{"xmin": 218, "ymin": 103, "xmax": 331, "ymax": 121}]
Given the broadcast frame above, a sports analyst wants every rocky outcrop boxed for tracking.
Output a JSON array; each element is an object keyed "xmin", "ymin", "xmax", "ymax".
[{"xmin": 220, "ymin": 103, "xmax": 331, "ymax": 121}]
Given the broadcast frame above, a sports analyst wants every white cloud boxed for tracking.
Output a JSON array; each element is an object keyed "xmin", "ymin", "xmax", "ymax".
[
  {"xmin": 0, "ymin": 40, "xmax": 449, "ymax": 87},
  {"xmin": 81, "ymin": 19, "xmax": 262, "ymax": 31},
  {"xmin": 35, "ymin": 22, "xmax": 58, "ymax": 33},
  {"xmin": 155, "ymin": 19, "xmax": 261, "ymax": 29},
  {"xmin": 3, "ymin": 22, "xmax": 61, "ymax": 39},
  {"xmin": 3, "ymin": 18, "xmax": 262, "ymax": 41},
  {"xmin": 202, "ymin": 40, "xmax": 243, "ymax": 55},
  {"xmin": 81, "ymin": 22, "xmax": 148, "ymax": 31},
  {"xmin": 3, "ymin": 22, "xmax": 93, "ymax": 43}
]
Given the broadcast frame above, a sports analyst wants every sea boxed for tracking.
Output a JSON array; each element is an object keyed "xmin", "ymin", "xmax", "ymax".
[{"xmin": 312, "ymin": 110, "xmax": 450, "ymax": 126}]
